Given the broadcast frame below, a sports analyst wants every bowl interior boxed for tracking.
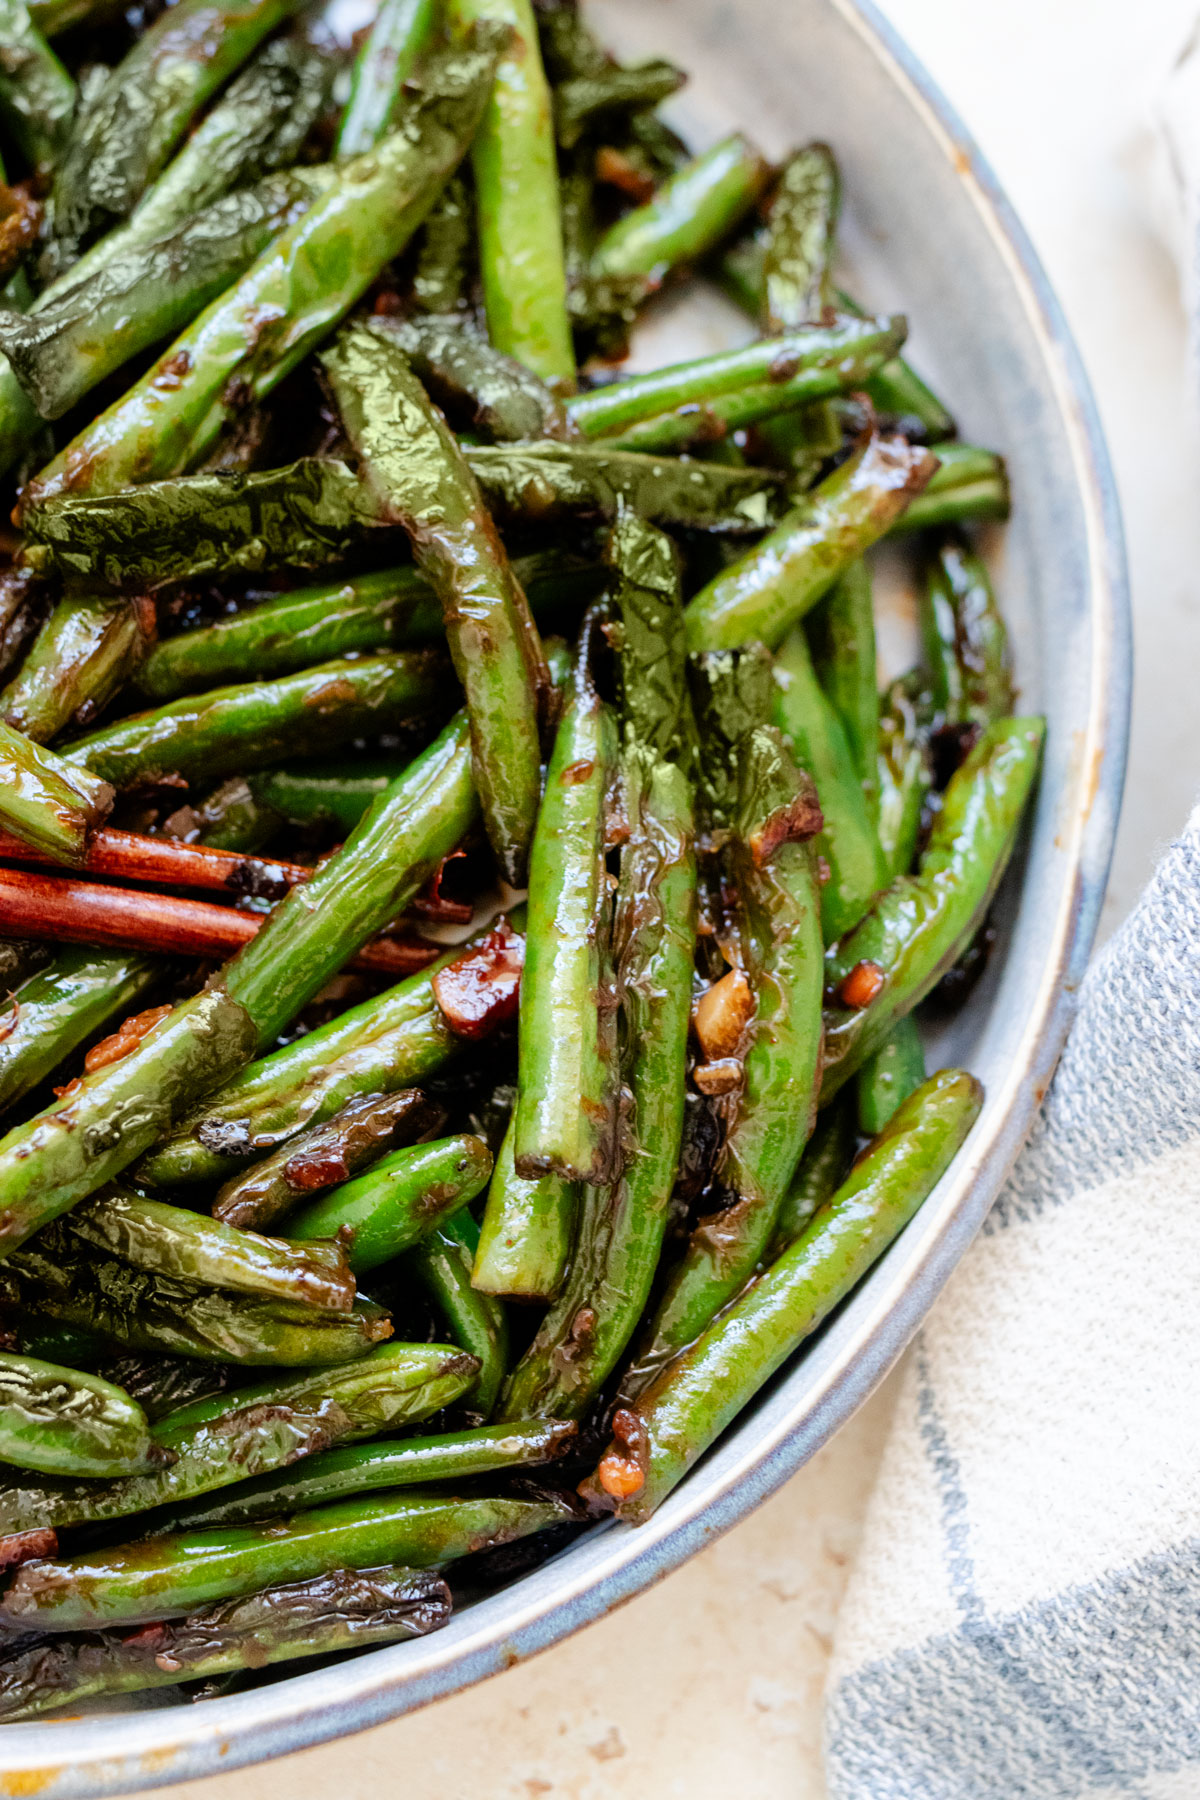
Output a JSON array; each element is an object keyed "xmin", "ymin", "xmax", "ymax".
[{"xmin": 0, "ymin": 2, "xmax": 1127, "ymax": 1789}]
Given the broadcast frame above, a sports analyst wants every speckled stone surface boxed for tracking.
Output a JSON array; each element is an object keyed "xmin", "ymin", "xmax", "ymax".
[{"xmin": 111, "ymin": 3, "xmax": 1198, "ymax": 1793}]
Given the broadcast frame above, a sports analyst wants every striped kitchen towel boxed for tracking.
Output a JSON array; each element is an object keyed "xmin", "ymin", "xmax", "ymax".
[{"xmin": 822, "ymin": 810, "xmax": 1200, "ymax": 1798}]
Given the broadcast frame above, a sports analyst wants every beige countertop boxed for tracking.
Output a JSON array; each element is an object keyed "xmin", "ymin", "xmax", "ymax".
[{"xmin": 120, "ymin": 2, "xmax": 1200, "ymax": 1794}]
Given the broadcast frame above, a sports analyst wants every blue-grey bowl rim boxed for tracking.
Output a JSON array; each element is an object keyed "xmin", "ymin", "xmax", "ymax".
[{"xmin": 0, "ymin": 2, "xmax": 1131, "ymax": 1791}]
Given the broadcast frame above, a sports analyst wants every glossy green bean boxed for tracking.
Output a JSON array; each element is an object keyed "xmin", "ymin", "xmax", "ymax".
[
  {"xmin": 471, "ymin": 1115, "xmax": 577, "ymax": 1301},
  {"xmin": 0, "ymin": 1344, "xmax": 477, "ymax": 1532},
  {"xmin": 766, "ymin": 1091, "xmax": 856, "ymax": 1260},
  {"xmin": 772, "ymin": 624, "xmax": 886, "ymax": 941},
  {"xmin": 211, "ymin": 1089, "xmax": 436, "ymax": 1233},
  {"xmin": 148, "ymin": 1420, "xmax": 578, "ymax": 1533},
  {"xmin": 0, "ymin": 0, "xmax": 74, "ymax": 174},
  {"xmin": 684, "ymin": 435, "xmax": 937, "ymax": 651},
  {"xmin": 889, "ymin": 442, "xmax": 1009, "ymax": 533},
  {"xmin": 856, "ymin": 1014, "xmax": 926, "ymax": 1136},
  {"xmin": 448, "ymin": 0, "xmax": 574, "ymax": 386},
  {"xmin": 566, "ymin": 316, "xmax": 906, "ymax": 453},
  {"xmin": 821, "ymin": 717, "xmax": 1045, "ymax": 1099},
  {"xmin": 141, "ymin": 917, "xmax": 519, "ymax": 1189},
  {"xmin": 0, "ymin": 1351, "xmax": 156, "ymax": 1478},
  {"xmin": 0, "ymin": 1566, "xmax": 450, "ymax": 1720},
  {"xmin": 288, "ymin": 1136, "xmax": 493, "ymax": 1273},
  {"xmin": 409, "ymin": 1212, "xmax": 509, "ymax": 1418},
  {"xmin": 919, "ymin": 533, "xmax": 1014, "ymax": 728},
  {"xmin": 592, "ymin": 132, "xmax": 769, "ymax": 288},
  {"xmin": 321, "ymin": 321, "xmax": 548, "ymax": 886},
  {"xmin": 136, "ymin": 554, "xmax": 602, "ymax": 702},
  {"xmin": 0, "ymin": 168, "xmax": 334, "ymax": 421},
  {"xmin": 760, "ymin": 143, "xmax": 838, "ymax": 330},
  {"xmin": 0, "ymin": 1220, "xmax": 392, "ymax": 1362},
  {"xmin": 586, "ymin": 1070, "xmax": 982, "ymax": 1520},
  {"xmin": 50, "ymin": 0, "xmax": 296, "ymax": 260},
  {"xmin": 336, "ymin": 0, "xmax": 438, "ymax": 155},
  {"xmin": 0, "ymin": 946, "xmax": 157, "ymax": 1113},
  {"xmin": 64, "ymin": 651, "xmax": 445, "ymax": 791},
  {"xmin": 0, "ymin": 1491, "xmax": 573, "ymax": 1628},
  {"xmin": 0, "ymin": 593, "xmax": 156, "ymax": 745},
  {"xmin": 513, "ymin": 637, "xmax": 619, "ymax": 1184},
  {"xmin": 808, "ymin": 557, "xmax": 880, "ymax": 818},
  {"xmin": 371, "ymin": 313, "xmax": 576, "ymax": 442},
  {"xmin": 69, "ymin": 1187, "xmax": 356, "ymax": 1310},
  {"xmin": 0, "ymin": 716, "xmax": 112, "ymax": 865},
  {"xmin": 626, "ymin": 728, "xmax": 824, "ymax": 1393},
  {"xmin": 501, "ymin": 753, "xmax": 696, "ymax": 1420}
]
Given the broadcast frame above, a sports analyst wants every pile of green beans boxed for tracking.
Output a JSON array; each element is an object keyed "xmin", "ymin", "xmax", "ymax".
[{"xmin": 0, "ymin": 0, "xmax": 1037, "ymax": 1715}]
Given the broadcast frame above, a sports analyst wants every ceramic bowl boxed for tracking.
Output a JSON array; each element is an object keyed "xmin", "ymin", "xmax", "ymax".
[{"xmin": 0, "ymin": 2, "xmax": 1129, "ymax": 1789}]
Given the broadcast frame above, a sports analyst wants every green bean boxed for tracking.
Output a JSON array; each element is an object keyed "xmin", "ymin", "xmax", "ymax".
[
  {"xmin": 808, "ymin": 557, "xmax": 880, "ymax": 818},
  {"xmin": 876, "ymin": 684, "xmax": 932, "ymax": 882},
  {"xmin": 141, "ymin": 917, "xmax": 521, "ymax": 1189},
  {"xmin": 210, "ymin": 1089, "xmax": 435, "ymax": 1233},
  {"xmin": 761, "ymin": 143, "xmax": 838, "ymax": 329},
  {"xmin": 370, "ymin": 313, "xmax": 576, "ymax": 442},
  {"xmin": 24, "ymin": 35, "xmax": 502, "ymax": 512},
  {"xmin": 50, "ymin": 0, "xmax": 298, "ymax": 261},
  {"xmin": 111, "ymin": 35, "xmax": 335, "ymax": 253},
  {"xmin": 919, "ymin": 533, "xmax": 1014, "ymax": 728},
  {"xmin": 766, "ymin": 1091, "xmax": 856, "ymax": 1260},
  {"xmin": 0, "ymin": 716, "xmax": 112, "ymax": 865},
  {"xmin": 0, "ymin": 712, "xmax": 479, "ymax": 1251},
  {"xmin": 834, "ymin": 289, "xmax": 956, "ymax": 441},
  {"xmin": 0, "ymin": 1491, "xmax": 574, "ymax": 1628},
  {"xmin": 891, "ymin": 442, "xmax": 1010, "ymax": 533},
  {"xmin": 148, "ymin": 1420, "xmax": 578, "ymax": 1533},
  {"xmin": 411, "ymin": 171, "xmax": 474, "ymax": 314},
  {"xmin": 586, "ymin": 1070, "xmax": 982, "ymax": 1519},
  {"xmin": 95, "ymin": 1353, "xmax": 231, "ymax": 1422},
  {"xmin": 856, "ymin": 1014, "xmax": 926, "ymax": 1136},
  {"xmin": 321, "ymin": 321, "xmax": 549, "ymax": 886},
  {"xmin": 0, "ymin": 947, "xmax": 157, "ymax": 1113},
  {"xmin": 501, "ymin": 752, "xmax": 696, "ymax": 1420},
  {"xmin": 0, "ymin": 563, "xmax": 44, "ymax": 686},
  {"xmin": 70, "ymin": 1187, "xmax": 356, "ymax": 1310},
  {"xmin": 0, "ymin": 1220, "xmax": 392, "ymax": 1363},
  {"xmin": 513, "ymin": 631, "xmax": 619, "ymax": 1184},
  {"xmin": 63, "ymin": 651, "xmax": 445, "ymax": 791},
  {"xmin": 821, "ymin": 717, "xmax": 1045, "ymax": 1099},
  {"xmin": 625, "ymin": 728, "xmax": 824, "ymax": 1394},
  {"xmin": 566, "ymin": 316, "xmax": 906, "ymax": 453},
  {"xmin": 0, "ymin": 1351, "xmax": 156, "ymax": 1478},
  {"xmin": 0, "ymin": 1343, "xmax": 478, "ymax": 1533},
  {"xmin": 471, "ymin": 1116, "xmax": 577, "ymax": 1301},
  {"xmin": 136, "ymin": 553, "xmax": 603, "ymax": 702},
  {"xmin": 0, "ymin": 0, "xmax": 74, "ymax": 174},
  {"xmin": 336, "ymin": 0, "xmax": 438, "ymax": 156},
  {"xmin": 409, "ymin": 1212, "xmax": 509, "ymax": 1418},
  {"xmin": 0, "ymin": 168, "xmax": 335, "ymax": 421},
  {"xmin": 448, "ymin": 0, "xmax": 575, "ymax": 386},
  {"xmin": 684, "ymin": 434, "xmax": 937, "ymax": 651},
  {"xmin": 0, "ymin": 593, "xmax": 156, "ymax": 745},
  {"xmin": 24, "ymin": 449, "xmax": 782, "ymax": 591},
  {"xmin": 287, "ymin": 1136, "xmax": 494, "ymax": 1273},
  {"xmin": 592, "ymin": 133, "xmax": 769, "ymax": 291},
  {"xmin": 772, "ymin": 624, "xmax": 886, "ymax": 941},
  {"xmin": 685, "ymin": 643, "xmax": 773, "ymax": 829},
  {"xmin": 606, "ymin": 503, "xmax": 688, "ymax": 759},
  {"xmin": 468, "ymin": 442, "xmax": 785, "ymax": 532},
  {"xmin": 0, "ymin": 1566, "xmax": 451, "ymax": 1720},
  {"xmin": 553, "ymin": 57, "xmax": 682, "ymax": 149}
]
